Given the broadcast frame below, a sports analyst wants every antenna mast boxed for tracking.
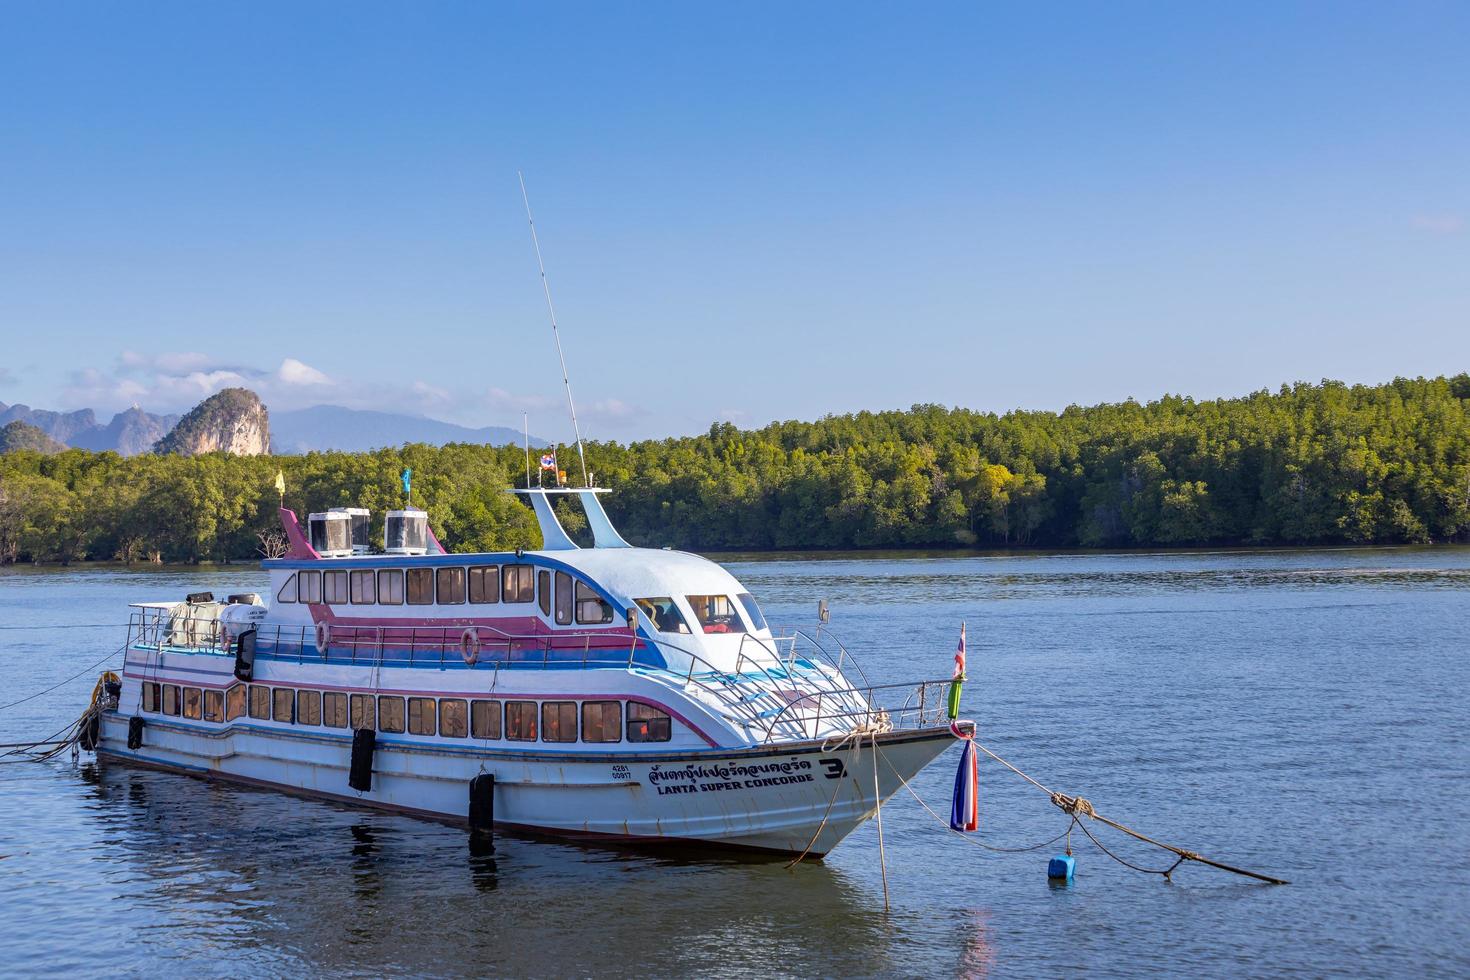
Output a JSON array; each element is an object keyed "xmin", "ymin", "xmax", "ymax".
[{"xmin": 518, "ymin": 171, "xmax": 590, "ymax": 487}]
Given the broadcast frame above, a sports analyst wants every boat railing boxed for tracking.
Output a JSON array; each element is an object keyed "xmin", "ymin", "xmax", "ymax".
[
  {"xmin": 741, "ymin": 626, "xmax": 874, "ymax": 692},
  {"xmin": 125, "ymin": 611, "xmax": 945, "ymax": 742},
  {"xmin": 752, "ymin": 677, "xmax": 953, "ymax": 744}
]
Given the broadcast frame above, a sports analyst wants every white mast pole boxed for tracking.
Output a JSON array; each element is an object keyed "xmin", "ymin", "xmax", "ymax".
[
  {"xmin": 523, "ymin": 412, "xmax": 531, "ymax": 489},
  {"xmin": 518, "ymin": 171, "xmax": 590, "ymax": 488}
]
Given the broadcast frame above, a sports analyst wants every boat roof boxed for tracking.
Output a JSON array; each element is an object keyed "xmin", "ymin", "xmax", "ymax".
[{"xmin": 267, "ymin": 489, "xmax": 751, "ymax": 599}]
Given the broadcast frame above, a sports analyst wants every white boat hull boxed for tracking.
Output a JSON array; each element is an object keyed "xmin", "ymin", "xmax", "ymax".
[{"xmin": 96, "ymin": 712, "xmax": 959, "ymax": 856}]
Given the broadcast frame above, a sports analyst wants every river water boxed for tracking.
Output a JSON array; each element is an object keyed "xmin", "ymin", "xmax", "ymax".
[{"xmin": 1, "ymin": 548, "xmax": 1466, "ymax": 977}]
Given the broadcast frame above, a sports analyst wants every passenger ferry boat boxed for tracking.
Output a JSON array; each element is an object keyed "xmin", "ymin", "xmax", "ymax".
[{"xmin": 94, "ymin": 489, "xmax": 964, "ymax": 856}]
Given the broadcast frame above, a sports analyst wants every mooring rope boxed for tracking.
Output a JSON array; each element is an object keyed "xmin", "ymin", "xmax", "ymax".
[
  {"xmin": 0, "ymin": 705, "xmax": 95, "ymax": 764},
  {"xmin": 880, "ymin": 752, "xmax": 1077, "ymax": 853},
  {"xmin": 959, "ymin": 738, "xmax": 1289, "ymax": 885},
  {"xmin": 787, "ymin": 720, "xmax": 892, "ymax": 872},
  {"xmin": 0, "ymin": 643, "xmax": 127, "ymax": 713}
]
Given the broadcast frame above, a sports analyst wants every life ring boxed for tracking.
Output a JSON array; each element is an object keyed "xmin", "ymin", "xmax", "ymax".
[
  {"xmin": 460, "ymin": 627, "xmax": 481, "ymax": 666},
  {"xmin": 314, "ymin": 621, "xmax": 331, "ymax": 657}
]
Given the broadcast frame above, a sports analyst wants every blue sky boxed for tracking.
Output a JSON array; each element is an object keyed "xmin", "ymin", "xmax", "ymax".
[{"xmin": 1, "ymin": 2, "xmax": 1466, "ymax": 442}]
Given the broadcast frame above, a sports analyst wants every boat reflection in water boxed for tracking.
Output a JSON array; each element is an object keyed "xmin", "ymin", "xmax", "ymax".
[{"xmin": 77, "ymin": 761, "xmax": 952, "ymax": 976}]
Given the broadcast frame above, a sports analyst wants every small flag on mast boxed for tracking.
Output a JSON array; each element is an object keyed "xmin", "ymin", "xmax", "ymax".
[
  {"xmin": 539, "ymin": 452, "xmax": 557, "ymax": 471},
  {"xmin": 947, "ymin": 621, "xmax": 966, "ymax": 720},
  {"xmin": 954, "ymin": 621, "xmax": 967, "ymax": 681}
]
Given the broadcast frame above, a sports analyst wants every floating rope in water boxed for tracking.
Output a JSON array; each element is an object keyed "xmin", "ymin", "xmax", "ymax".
[{"xmin": 935, "ymin": 727, "xmax": 1289, "ymax": 885}]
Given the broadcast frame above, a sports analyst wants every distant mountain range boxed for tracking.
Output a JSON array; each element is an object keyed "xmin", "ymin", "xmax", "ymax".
[
  {"xmin": 0, "ymin": 402, "xmax": 181, "ymax": 456},
  {"xmin": 270, "ymin": 405, "xmax": 540, "ymax": 454},
  {"xmin": 0, "ymin": 398, "xmax": 539, "ymax": 455}
]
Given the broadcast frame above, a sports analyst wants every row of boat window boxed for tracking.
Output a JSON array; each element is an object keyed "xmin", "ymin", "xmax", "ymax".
[
  {"xmin": 138, "ymin": 682, "xmax": 673, "ymax": 743},
  {"xmin": 276, "ymin": 566, "xmax": 770, "ymax": 638},
  {"xmin": 277, "ymin": 566, "xmax": 618, "ymax": 627}
]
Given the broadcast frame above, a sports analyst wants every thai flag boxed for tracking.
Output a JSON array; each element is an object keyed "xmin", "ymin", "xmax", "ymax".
[
  {"xmin": 953, "ymin": 622, "xmax": 966, "ymax": 681},
  {"xmin": 950, "ymin": 738, "xmax": 979, "ymax": 832},
  {"xmin": 540, "ymin": 452, "xmax": 557, "ymax": 471}
]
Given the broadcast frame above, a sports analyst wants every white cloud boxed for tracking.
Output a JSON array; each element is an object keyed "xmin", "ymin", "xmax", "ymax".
[
  {"xmin": 1411, "ymin": 213, "xmax": 1464, "ymax": 235},
  {"xmin": 411, "ymin": 380, "xmax": 451, "ymax": 404},
  {"xmin": 277, "ymin": 358, "xmax": 332, "ymax": 386},
  {"xmin": 486, "ymin": 386, "xmax": 559, "ymax": 412},
  {"xmin": 118, "ymin": 350, "xmax": 217, "ymax": 374},
  {"xmin": 588, "ymin": 398, "xmax": 645, "ymax": 419}
]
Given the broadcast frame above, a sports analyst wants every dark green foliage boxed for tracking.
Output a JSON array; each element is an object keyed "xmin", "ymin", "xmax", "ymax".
[{"xmin": 1, "ymin": 376, "xmax": 1468, "ymax": 563}]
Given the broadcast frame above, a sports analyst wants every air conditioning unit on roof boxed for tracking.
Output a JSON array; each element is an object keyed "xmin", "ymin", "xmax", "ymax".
[
  {"xmin": 308, "ymin": 511, "xmax": 352, "ymax": 558},
  {"xmin": 384, "ymin": 509, "xmax": 429, "ymax": 556}
]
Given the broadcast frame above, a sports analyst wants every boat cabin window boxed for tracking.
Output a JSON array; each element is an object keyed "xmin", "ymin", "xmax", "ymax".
[
  {"xmin": 350, "ymin": 693, "xmax": 375, "ymax": 730},
  {"xmin": 297, "ymin": 571, "xmax": 322, "ymax": 604},
  {"xmin": 542, "ymin": 701, "xmax": 577, "ymax": 742},
  {"xmin": 276, "ymin": 575, "xmax": 296, "ymax": 603},
  {"xmin": 502, "ymin": 565, "xmax": 534, "ymax": 603},
  {"xmin": 537, "ymin": 571, "xmax": 552, "ymax": 616},
  {"xmin": 204, "ymin": 689, "xmax": 224, "ymax": 722},
  {"xmin": 226, "ymin": 684, "xmax": 246, "ymax": 721},
  {"xmin": 298, "ymin": 690, "xmax": 322, "ymax": 726},
  {"xmin": 627, "ymin": 702, "xmax": 672, "ymax": 742},
  {"xmin": 378, "ymin": 696, "xmax": 406, "ymax": 734},
  {"xmin": 436, "ymin": 567, "xmax": 466, "ymax": 605},
  {"xmin": 468, "ymin": 566, "xmax": 499, "ymax": 604},
  {"xmin": 471, "ymin": 700, "xmax": 502, "ymax": 739},
  {"xmin": 440, "ymin": 698, "xmax": 469, "ymax": 738},
  {"xmin": 273, "ymin": 688, "xmax": 294, "ymax": 724},
  {"xmin": 581, "ymin": 701, "xmax": 621, "ymax": 743},
  {"xmin": 736, "ymin": 593, "xmax": 768, "ymax": 632},
  {"xmin": 554, "ymin": 572, "xmax": 574, "ymax": 625},
  {"xmin": 686, "ymin": 595, "xmax": 746, "ymax": 634},
  {"xmin": 249, "ymin": 685, "xmax": 270, "ymax": 720},
  {"xmin": 575, "ymin": 581, "xmax": 614, "ymax": 625},
  {"xmin": 406, "ymin": 568, "xmax": 434, "ymax": 605},
  {"xmin": 350, "ymin": 570, "xmax": 376, "ymax": 605},
  {"xmin": 182, "ymin": 687, "xmax": 202, "ymax": 720},
  {"xmin": 142, "ymin": 682, "xmax": 159, "ymax": 712},
  {"xmin": 506, "ymin": 701, "xmax": 537, "ymax": 741},
  {"xmin": 163, "ymin": 685, "xmax": 181, "ymax": 716},
  {"xmin": 377, "ymin": 569, "xmax": 404, "ymax": 605},
  {"xmin": 322, "ymin": 692, "xmax": 348, "ymax": 728},
  {"xmin": 323, "ymin": 571, "xmax": 349, "ymax": 605},
  {"xmin": 408, "ymin": 697, "xmax": 436, "ymax": 735},
  {"xmin": 635, "ymin": 598, "xmax": 691, "ymax": 634}
]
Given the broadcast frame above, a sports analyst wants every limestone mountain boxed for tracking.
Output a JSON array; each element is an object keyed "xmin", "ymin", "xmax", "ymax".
[
  {"xmin": 153, "ymin": 388, "xmax": 270, "ymax": 456},
  {"xmin": 0, "ymin": 420, "xmax": 66, "ymax": 454}
]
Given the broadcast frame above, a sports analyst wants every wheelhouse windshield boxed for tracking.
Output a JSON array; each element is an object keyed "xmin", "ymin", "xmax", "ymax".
[
  {"xmin": 686, "ymin": 594, "xmax": 747, "ymax": 634},
  {"xmin": 735, "ymin": 593, "xmax": 768, "ymax": 632},
  {"xmin": 634, "ymin": 597, "xmax": 691, "ymax": 634}
]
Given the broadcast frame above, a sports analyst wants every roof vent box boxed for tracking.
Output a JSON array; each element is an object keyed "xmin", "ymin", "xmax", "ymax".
[
  {"xmin": 384, "ymin": 509, "xmax": 429, "ymax": 556},
  {"xmin": 330, "ymin": 507, "xmax": 372, "ymax": 555},
  {"xmin": 308, "ymin": 512, "xmax": 352, "ymax": 558}
]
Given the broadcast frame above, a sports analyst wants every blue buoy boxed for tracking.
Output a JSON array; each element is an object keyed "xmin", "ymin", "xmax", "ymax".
[{"xmin": 1048, "ymin": 853, "xmax": 1075, "ymax": 882}]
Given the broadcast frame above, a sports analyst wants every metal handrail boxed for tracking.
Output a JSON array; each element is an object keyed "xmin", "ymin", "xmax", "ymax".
[
  {"xmin": 756, "ymin": 678, "xmax": 952, "ymax": 743},
  {"xmin": 125, "ymin": 611, "xmax": 946, "ymax": 742}
]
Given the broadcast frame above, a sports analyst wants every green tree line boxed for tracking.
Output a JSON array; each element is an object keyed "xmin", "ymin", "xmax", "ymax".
[{"xmin": 3, "ymin": 376, "xmax": 1469, "ymax": 563}]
